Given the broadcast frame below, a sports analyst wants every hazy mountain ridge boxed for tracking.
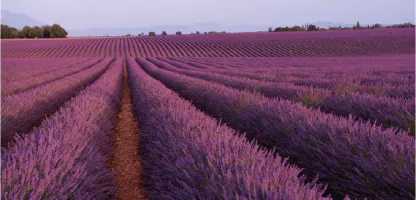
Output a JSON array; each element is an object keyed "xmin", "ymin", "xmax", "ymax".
[
  {"xmin": 67, "ymin": 23, "xmax": 271, "ymax": 37},
  {"xmin": 313, "ymin": 20, "xmax": 392, "ymax": 28},
  {"xmin": 1, "ymin": 10, "xmax": 397, "ymax": 37},
  {"xmin": 1, "ymin": 10, "xmax": 44, "ymax": 28}
]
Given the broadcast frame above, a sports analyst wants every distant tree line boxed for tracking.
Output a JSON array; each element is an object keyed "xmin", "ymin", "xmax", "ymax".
[
  {"xmin": 134, "ymin": 30, "xmax": 227, "ymax": 37},
  {"xmin": 1, "ymin": 24, "xmax": 68, "ymax": 39},
  {"xmin": 206, "ymin": 31, "xmax": 227, "ymax": 34},
  {"xmin": 268, "ymin": 24, "xmax": 320, "ymax": 32},
  {"xmin": 384, "ymin": 22, "xmax": 415, "ymax": 28},
  {"xmin": 268, "ymin": 22, "xmax": 415, "ymax": 32}
]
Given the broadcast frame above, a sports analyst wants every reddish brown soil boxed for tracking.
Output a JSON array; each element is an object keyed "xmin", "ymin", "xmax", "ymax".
[{"xmin": 109, "ymin": 61, "xmax": 147, "ymax": 200}]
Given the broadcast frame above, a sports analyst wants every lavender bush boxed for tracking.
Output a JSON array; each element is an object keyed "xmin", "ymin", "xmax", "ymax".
[
  {"xmin": 1, "ymin": 58, "xmax": 83, "ymax": 81},
  {"xmin": 148, "ymin": 57, "xmax": 415, "ymax": 135},
  {"xmin": 2, "ymin": 58, "xmax": 101, "ymax": 96},
  {"xmin": 136, "ymin": 57, "xmax": 415, "ymax": 199},
  {"xmin": 1, "ymin": 57, "xmax": 123, "ymax": 200},
  {"xmin": 127, "ymin": 57, "xmax": 330, "ymax": 199},
  {"xmin": 1, "ymin": 57, "xmax": 113, "ymax": 147}
]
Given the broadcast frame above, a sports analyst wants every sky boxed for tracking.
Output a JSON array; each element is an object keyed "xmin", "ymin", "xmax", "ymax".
[{"xmin": 1, "ymin": 0, "xmax": 415, "ymax": 29}]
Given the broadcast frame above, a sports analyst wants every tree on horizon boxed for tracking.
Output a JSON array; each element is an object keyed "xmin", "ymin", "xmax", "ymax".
[{"xmin": 353, "ymin": 21, "xmax": 361, "ymax": 30}]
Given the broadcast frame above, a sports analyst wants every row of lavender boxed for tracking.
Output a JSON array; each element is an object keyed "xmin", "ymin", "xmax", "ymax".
[
  {"xmin": 1, "ymin": 58, "xmax": 102, "ymax": 96},
  {"xmin": 164, "ymin": 56, "xmax": 415, "ymax": 99},
  {"xmin": 181, "ymin": 55, "xmax": 415, "ymax": 70},
  {"xmin": 1, "ymin": 58, "xmax": 91, "ymax": 81},
  {"xmin": 126, "ymin": 57, "xmax": 330, "ymax": 199},
  {"xmin": 1, "ymin": 58, "xmax": 124, "ymax": 199},
  {"xmin": 2, "ymin": 57, "xmax": 337, "ymax": 199},
  {"xmin": 147, "ymin": 57, "xmax": 415, "ymax": 135},
  {"xmin": 135, "ymin": 57, "xmax": 415, "ymax": 199},
  {"xmin": 168, "ymin": 56, "xmax": 415, "ymax": 99},
  {"xmin": 1, "ymin": 56, "xmax": 326, "ymax": 200},
  {"xmin": 2, "ymin": 28, "xmax": 414, "ymax": 58},
  {"xmin": 1, "ymin": 56, "xmax": 414, "ymax": 199},
  {"xmin": 1, "ymin": 57, "xmax": 113, "ymax": 146},
  {"xmin": 178, "ymin": 56, "xmax": 415, "ymax": 90}
]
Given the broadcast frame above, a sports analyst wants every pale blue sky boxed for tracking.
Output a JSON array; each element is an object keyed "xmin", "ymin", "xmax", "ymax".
[{"xmin": 1, "ymin": 0, "xmax": 415, "ymax": 29}]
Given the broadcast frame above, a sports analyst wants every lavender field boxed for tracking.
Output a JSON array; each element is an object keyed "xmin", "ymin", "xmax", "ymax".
[
  {"xmin": 1, "ymin": 29, "xmax": 414, "ymax": 58},
  {"xmin": 1, "ymin": 28, "xmax": 415, "ymax": 200}
]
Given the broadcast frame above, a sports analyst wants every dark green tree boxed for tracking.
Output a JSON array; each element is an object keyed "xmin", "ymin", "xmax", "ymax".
[
  {"xmin": 20, "ymin": 26, "xmax": 32, "ymax": 38},
  {"xmin": 307, "ymin": 24, "xmax": 318, "ymax": 31},
  {"xmin": 175, "ymin": 31, "xmax": 182, "ymax": 35},
  {"xmin": 274, "ymin": 27, "xmax": 282, "ymax": 32},
  {"xmin": 148, "ymin": 32, "xmax": 156, "ymax": 36},
  {"xmin": 49, "ymin": 24, "xmax": 68, "ymax": 38},
  {"xmin": 10, "ymin": 27, "xmax": 19, "ymax": 38},
  {"xmin": 1, "ymin": 23, "xmax": 68, "ymax": 39},
  {"xmin": 1, "ymin": 24, "xmax": 12, "ymax": 38},
  {"xmin": 272, "ymin": 25, "xmax": 312, "ymax": 32},
  {"xmin": 292, "ymin": 26, "xmax": 302, "ymax": 31},
  {"xmin": 161, "ymin": 31, "xmax": 167, "ymax": 36},
  {"xmin": 196, "ymin": 31, "xmax": 200, "ymax": 34},
  {"xmin": 30, "ymin": 26, "xmax": 44, "ymax": 38},
  {"xmin": 353, "ymin": 21, "xmax": 361, "ymax": 30},
  {"xmin": 42, "ymin": 25, "xmax": 52, "ymax": 38}
]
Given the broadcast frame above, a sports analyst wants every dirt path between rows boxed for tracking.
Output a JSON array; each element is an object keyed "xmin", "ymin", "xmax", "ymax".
[{"xmin": 109, "ymin": 59, "xmax": 147, "ymax": 200}]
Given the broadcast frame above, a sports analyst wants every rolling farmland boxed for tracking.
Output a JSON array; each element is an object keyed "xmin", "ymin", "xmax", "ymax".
[
  {"xmin": 1, "ymin": 29, "xmax": 415, "ymax": 58},
  {"xmin": 1, "ymin": 28, "xmax": 415, "ymax": 200}
]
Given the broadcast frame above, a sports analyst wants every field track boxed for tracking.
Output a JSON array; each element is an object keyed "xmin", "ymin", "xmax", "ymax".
[{"xmin": 109, "ymin": 59, "xmax": 147, "ymax": 200}]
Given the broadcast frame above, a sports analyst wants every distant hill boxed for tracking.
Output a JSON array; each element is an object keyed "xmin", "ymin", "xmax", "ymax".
[
  {"xmin": 1, "ymin": 10, "xmax": 44, "ymax": 28},
  {"xmin": 0, "ymin": 10, "xmax": 397, "ymax": 37},
  {"xmin": 312, "ymin": 21, "xmax": 354, "ymax": 28},
  {"xmin": 67, "ymin": 23, "xmax": 270, "ymax": 37},
  {"xmin": 68, "ymin": 21, "xmax": 400, "ymax": 37},
  {"xmin": 312, "ymin": 20, "xmax": 392, "ymax": 29}
]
